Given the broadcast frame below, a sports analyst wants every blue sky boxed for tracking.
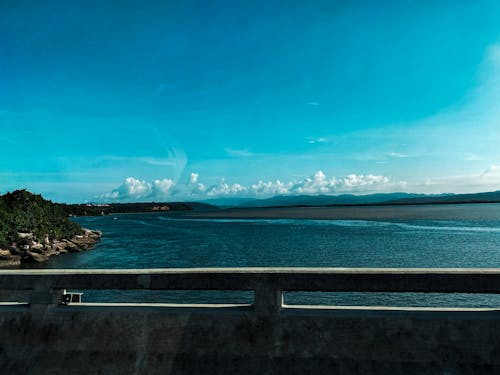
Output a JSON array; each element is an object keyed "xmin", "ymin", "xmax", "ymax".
[{"xmin": 1, "ymin": 0, "xmax": 500, "ymax": 202}]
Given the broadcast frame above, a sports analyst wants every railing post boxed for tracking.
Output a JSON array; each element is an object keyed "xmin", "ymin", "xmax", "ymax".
[
  {"xmin": 29, "ymin": 284, "xmax": 64, "ymax": 313},
  {"xmin": 254, "ymin": 285, "xmax": 282, "ymax": 318}
]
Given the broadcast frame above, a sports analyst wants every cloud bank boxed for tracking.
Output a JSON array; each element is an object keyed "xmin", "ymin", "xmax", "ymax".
[
  {"xmin": 103, "ymin": 177, "xmax": 176, "ymax": 200},
  {"xmin": 101, "ymin": 170, "xmax": 404, "ymax": 202}
]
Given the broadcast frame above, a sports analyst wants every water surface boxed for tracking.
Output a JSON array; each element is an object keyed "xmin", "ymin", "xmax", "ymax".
[{"xmin": 43, "ymin": 204, "xmax": 500, "ymax": 307}]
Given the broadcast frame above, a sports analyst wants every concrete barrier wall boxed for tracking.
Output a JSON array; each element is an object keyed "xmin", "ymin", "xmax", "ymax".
[{"xmin": 1, "ymin": 268, "xmax": 500, "ymax": 374}]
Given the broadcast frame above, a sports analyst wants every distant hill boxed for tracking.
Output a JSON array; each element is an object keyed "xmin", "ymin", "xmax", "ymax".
[
  {"xmin": 201, "ymin": 197, "xmax": 260, "ymax": 207},
  {"xmin": 201, "ymin": 190, "xmax": 500, "ymax": 208},
  {"xmin": 235, "ymin": 193, "xmax": 446, "ymax": 208},
  {"xmin": 60, "ymin": 190, "xmax": 500, "ymax": 217},
  {"xmin": 385, "ymin": 190, "xmax": 500, "ymax": 205}
]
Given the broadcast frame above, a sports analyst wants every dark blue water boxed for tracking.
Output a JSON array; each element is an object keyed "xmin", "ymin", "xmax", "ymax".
[{"xmin": 43, "ymin": 206, "xmax": 500, "ymax": 307}]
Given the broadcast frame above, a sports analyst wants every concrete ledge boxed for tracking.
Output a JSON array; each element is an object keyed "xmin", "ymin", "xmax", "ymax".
[
  {"xmin": 3, "ymin": 267, "xmax": 500, "ymax": 293},
  {"xmin": 2, "ymin": 303, "xmax": 500, "ymax": 374},
  {"xmin": 2, "ymin": 268, "xmax": 500, "ymax": 373}
]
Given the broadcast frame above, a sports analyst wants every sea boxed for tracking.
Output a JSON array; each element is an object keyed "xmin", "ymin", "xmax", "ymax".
[{"xmin": 39, "ymin": 204, "xmax": 500, "ymax": 308}]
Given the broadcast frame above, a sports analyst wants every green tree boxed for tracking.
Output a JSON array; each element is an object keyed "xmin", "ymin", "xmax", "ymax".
[{"xmin": 0, "ymin": 190, "xmax": 83, "ymax": 246}]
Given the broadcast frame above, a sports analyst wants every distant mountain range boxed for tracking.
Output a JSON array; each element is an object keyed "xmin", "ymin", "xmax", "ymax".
[
  {"xmin": 237, "ymin": 193, "xmax": 436, "ymax": 207},
  {"xmin": 383, "ymin": 190, "xmax": 500, "ymax": 205},
  {"xmin": 201, "ymin": 190, "xmax": 500, "ymax": 208},
  {"xmin": 79, "ymin": 190, "xmax": 500, "ymax": 212}
]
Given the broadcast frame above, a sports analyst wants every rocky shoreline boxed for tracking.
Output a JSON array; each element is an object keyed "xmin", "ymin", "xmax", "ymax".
[{"xmin": 0, "ymin": 228, "xmax": 102, "ymax": 267}]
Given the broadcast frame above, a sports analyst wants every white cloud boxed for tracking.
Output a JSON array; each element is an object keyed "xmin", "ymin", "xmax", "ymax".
[
  {"xmin": 250, "ymin": 180, "xmax": 293, "ymax": 195},
  {"xmin": 287, "ymin": 171, "xmax": 397, "ymax": 194},
  {"xmin": 206, "ymin": 179, "xmax": 247, "ymax": 196},
  {"xmin": 341, "ymin": 174, "xmax": 389, "ymax": 188},
  {"xmin": 103, "ymin": 177, "xmax": 175, "ymax": 200},
  {"xmin": 103, "ymin": 177, "xmax": 153, "ymax": 200},
  {"xmin": 100, "ymin": 170, "xmax": 401, "ymax": 201},
  {"xmin": 153, "ymin": 178, "xmax": 175, "ymax": 195},
  {"xmin": 189, "ymin": 172, "xmax": 199, "ymax": 184},
  {"xmin": 290, "ymin": 170, "xmax": 334, "ymax": 194}
]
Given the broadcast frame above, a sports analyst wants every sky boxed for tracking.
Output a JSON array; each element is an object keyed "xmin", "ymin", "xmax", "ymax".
[{"xmin": 1, "ymin": 0, "xmax": 500, "ymax": 202}]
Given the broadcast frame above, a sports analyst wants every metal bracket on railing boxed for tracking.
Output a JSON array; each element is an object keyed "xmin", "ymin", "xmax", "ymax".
[{"xmin": 61, "ymin": 290, "xmax": 83, "ymax": 305}]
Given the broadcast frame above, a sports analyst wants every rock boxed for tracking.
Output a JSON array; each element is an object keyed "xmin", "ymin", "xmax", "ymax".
[
  {"xmin": 0, "ymin": 249, "xmax": 12, "ymax": 259},
  {"xmin": 17, "ymin": 232, "xmax": 33, "ymax": 240},
  {"xmin": 2, "ymin": 227, "xmax": 101, "ymax": 267},
  {"xmin": 43, "ymin": 245, "xmax": 58, "ymax": 257},
  {"xmin": 0, "ymin": 255, "xmax": 21, "ymax": 267},
  {"xmin": 52, "ymin": 241, "xmax": 67, "ymax": 250},
  {"xmin": 23, "ymin": 251, "xmax": 49, "ymax": 263},
  {"xmin": 68, "ymin": 229, "xmax": 101, "ymax": 251},
  {"xmin": 63, "ymin": 240, "xmax": 79, "ymax": 252},
  {"xmin": 8, "ymin": 246, "xmax": 21, "ymax": 255},
  {"xmin": 30, "ymin": 242, "xmax": 45, "ymax": 252},
  {"xmin": 85, "ymin": 229, "xmax": 102, "ymax": 237}
]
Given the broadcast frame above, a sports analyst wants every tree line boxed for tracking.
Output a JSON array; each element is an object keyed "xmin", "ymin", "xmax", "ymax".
[{"xmin": 0, "ymin": 190, "xmax": 83, "ymax": 248}]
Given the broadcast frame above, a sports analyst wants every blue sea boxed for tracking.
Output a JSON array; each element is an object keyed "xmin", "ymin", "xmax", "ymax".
[{"xmin": 41, "ymin": 204, "xmax": 500, "ymax": 307}]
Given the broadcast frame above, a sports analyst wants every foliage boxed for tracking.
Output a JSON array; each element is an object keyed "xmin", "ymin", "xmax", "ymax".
[
  {"xmin": 59, "ymin": 202, "xmax": 214, "ymax": 216},
  {"xmin": 0, "ymin": 190, "xmax": 83, "ymax": 247}
]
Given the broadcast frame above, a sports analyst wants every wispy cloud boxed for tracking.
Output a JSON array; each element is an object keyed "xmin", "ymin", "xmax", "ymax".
[
  {"xmin": 464, "ymin": 153, "xmax": 484, "ymax": 161},
  {"xmin": 224, "ymin": 147, "xmax": 254, "ymax": 157},
  {"xmin": 100, "ymin": 155, "xmax": 179, "ymax": 167},
  {"xmin": 385, "ymin": 152, "xmax": 408, "ymax": 158},
  {"xmin": 481, "ymin": 164, "xmax": 500, "ymax": 177},
  {"xmin": 334, "ymin": 42, "xmax": 500, "ymax": 180},
  {"xmin": 407, "ymin": 165, "xmax": 500, "ymax": 194},
  {"xmin": 306, "ymin": 137, "xmax": 329, "ymax": 144}
]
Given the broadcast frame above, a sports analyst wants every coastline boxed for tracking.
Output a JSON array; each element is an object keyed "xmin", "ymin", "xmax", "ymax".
[
  {"xmin": 0, "ymin": 228, "xmax": 102, "ymax": 268},
  {"xmin": 182, "ymin": 203, "xmax": 500, "ymax": 221}
]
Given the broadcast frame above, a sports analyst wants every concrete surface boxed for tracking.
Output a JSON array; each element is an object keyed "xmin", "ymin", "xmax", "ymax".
[{"xmin": 1, "ymin": 268, "xmax": 500, "ymax": 374}]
